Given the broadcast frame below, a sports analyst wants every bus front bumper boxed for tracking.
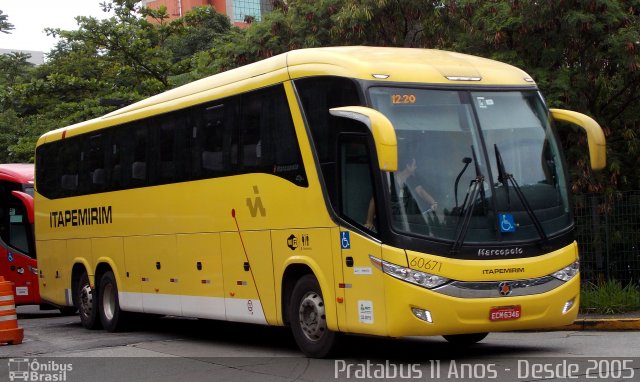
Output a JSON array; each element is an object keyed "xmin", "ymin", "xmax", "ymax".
[{"xmin": 384, "ymin": 274, "xmax": 580, "ymax": 337}]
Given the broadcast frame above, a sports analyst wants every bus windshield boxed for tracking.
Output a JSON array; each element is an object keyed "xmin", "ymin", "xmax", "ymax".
[{"xmin": 368, "ymin": 87, "xmax": 571, "ymax": 244}]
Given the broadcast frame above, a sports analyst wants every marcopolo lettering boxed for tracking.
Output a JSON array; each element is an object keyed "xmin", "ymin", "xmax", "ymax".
[
  {"xmin": 49, "ymin": 206, "xmax": 113, "ymax": 228},
  {"xmin": 477, "ymin": 247, "xmax": 523, "ymax": 257}
]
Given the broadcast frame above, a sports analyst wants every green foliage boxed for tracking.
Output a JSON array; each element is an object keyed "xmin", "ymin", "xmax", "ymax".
[
  {"xmin": 188, "ymin": 0, "xmax": 343, "ymax": 77},
  {"xmin": 331, "ymin": 0, "xmax": 443, "ymax": 47},
  {"xmin": 171, "ymin": 6, "xmax": 231, "ymax": 62},
  {"xmin": 580, "ymin": 280, "xmax": 640, "ymax": 314},
  {"xmin": 0, "ymin": 0, "xmax": 229, "ymax": 159},
  {"xmin": 0, "ymin": 110, "xmax": 26, "ymax": 162},
  {"xmin": 0, "ymin": 0, "xmax": 639, "ymax": 200},
  {"xmin": 0, "ymin": 52, "xmax": 35, "ymax": 108},
  {"xmin": 49, "ymin": 0, "xmax": 178, "ymax": 89},
  {"xmin": 0, "ymin": 9, "xmax": 14, "ymax": 34},
  {"xmin": 437, "ymin": 1, "xmax": 640, "ymax": 194}
]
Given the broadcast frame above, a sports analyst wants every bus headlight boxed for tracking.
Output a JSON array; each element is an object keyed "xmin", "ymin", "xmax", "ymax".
[
  {"xmin": 551, "ymin": 261, "xmax": 580, "ymax": 282},
  {"xmin": 370, "ymin": 256, "xmax": 449, "ymax": 289}
]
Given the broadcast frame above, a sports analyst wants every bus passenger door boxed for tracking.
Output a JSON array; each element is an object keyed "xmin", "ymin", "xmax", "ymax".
[
  {"xmin": 337, "ymin": 134, "xmax": 387, "ymax": 335},
  {"xmin": 0, "ymin": 191, "xmax": 39, "ymax": 305}
]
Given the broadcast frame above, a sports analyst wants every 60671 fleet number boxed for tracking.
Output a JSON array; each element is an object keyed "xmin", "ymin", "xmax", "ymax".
[{"xmin": 409, "ymin": 257, "xmax": 443, "ymax": 272}]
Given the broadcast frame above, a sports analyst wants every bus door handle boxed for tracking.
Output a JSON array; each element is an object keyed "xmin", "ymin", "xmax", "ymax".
[
  {"xmin": 156, "ymin": 262, "xmax": 161, "ymax": 270},
  {"xmin": 345, "ymin": 257, "xmax": 354, "ymax": 267}
]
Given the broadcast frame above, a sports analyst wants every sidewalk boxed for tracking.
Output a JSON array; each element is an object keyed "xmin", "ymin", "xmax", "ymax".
[{"xmin": 563, "ymin": 310, "xmax": 640, "ymax": 330}]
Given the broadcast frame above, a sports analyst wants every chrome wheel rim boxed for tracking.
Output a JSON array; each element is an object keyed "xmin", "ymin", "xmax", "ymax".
[
  {"xmin": 102, "ymin": 283, "xmax": 115, "ymax": 321},
  {"xmin": 298, "ymin": 291, "xmax": 327, "ymax": 342},
  {"xmin": 79, "ymin": 283, "xmax": 93, "ymax": 319}
]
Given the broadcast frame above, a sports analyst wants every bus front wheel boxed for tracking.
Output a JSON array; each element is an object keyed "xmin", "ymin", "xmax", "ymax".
[
  {"xmin": 443, "ymin": 332, "xmax": 488, "ymax": 345},
  {"xmin": 77, "ymin": 272, "xmax": 101, "ymax": 330},
  {"xmin": 98, "ymin": 271, "xmax": 129, "ymax": 332},
  {"xmin": 288, "ymin": 274, "xmax": 337, "ymax": 358}
]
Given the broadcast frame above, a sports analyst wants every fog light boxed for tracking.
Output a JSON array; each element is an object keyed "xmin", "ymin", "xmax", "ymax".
[
  {"xmin": 412, "ymin": 307, "xmax": 433, "ymax": 323},
  {"xmin": 562, "ymin": 297, "xmax": 576, "ymax": 314}
]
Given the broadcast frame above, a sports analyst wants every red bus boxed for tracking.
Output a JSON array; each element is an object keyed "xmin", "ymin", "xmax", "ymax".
[{"xmin": 0, "ymin": 163, "xmax": 39, "ymax": 305}]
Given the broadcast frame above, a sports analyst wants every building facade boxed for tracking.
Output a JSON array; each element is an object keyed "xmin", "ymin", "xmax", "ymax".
[{"xmin": 141, "ymin": 0, "xmax": 273, "ymax": 25}]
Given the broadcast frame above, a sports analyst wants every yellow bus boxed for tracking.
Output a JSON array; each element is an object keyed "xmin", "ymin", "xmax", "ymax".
[{"xmin": 35, "ymin": 47, "xmax": 605, "ymax": 357}]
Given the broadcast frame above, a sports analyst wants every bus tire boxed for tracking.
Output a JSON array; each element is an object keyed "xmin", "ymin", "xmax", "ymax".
[
  {"xmin": 77, "ymin": 272, "xmax": 101, "ymax": 330},
  {"xmin": 288, "ymin": 274, "xmax": 337, "ymax": 358},
  {"xmin": 443, "ymin": 332, "xmax": 488, "ymax": 345},
  {"xmin": 98, "ymin": 271, "xmax": 128, "ymax": 332}
]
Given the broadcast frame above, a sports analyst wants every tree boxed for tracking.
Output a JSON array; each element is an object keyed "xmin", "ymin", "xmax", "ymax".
[
  {"xmin": 48, "ymin": 0, "xmax": 180, "ymax": 90},
  {"xmin": 307, "ymin": 1, "xmax": 640, "ymax": 193},
  {"xmin": 170, "ymin": 5, "xmax": 231, "ymax": 62},
  {"xmin": 188, "ymin": 0, "xmax": 344, "ymax": 77},
  {"xmin": 331, "ymin": 0, "xmax": 441, "ymax": 47},
  {"xmin": 2, "ymin": 0, "xmax": 639, "ymax": 194},
  {"xmin": 0, "ymin": 10, "xmax": 14, "ymax": 34},
  {"xmin": 0, "ymin": 52, "xmax": 34, "ymax": 90},
  {"xmin": 431, "ymin": 1, "xmax": 640, "ymax": 193},
  {"xmin": 0, "ymin": 1, "xmax": 235, "ymax": 161}
]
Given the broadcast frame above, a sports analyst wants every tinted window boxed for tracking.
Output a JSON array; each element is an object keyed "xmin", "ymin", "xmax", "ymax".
[
  {"xmin": 295, "ymin": 76, "xmax": 363, "ymax": 207},
  {"xmin": 35, "ymin": 83, "xmax": 307, "ymax": 199}
]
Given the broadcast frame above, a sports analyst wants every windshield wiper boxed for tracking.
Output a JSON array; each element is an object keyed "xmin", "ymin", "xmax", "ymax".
[
  {"xmin": 453, "ymin": 157, "xmax": 472, "ymax": 214},
  {"xmin": 494, "ymin": 144, "xmax": 550, "ymax": 249},
  {"xmin": 450, "ymin": 147, "xmax": 484, "ymax": 255}
]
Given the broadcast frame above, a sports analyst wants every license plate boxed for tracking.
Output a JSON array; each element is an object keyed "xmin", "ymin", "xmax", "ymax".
[{"xmin": 489, "ymin": 305, "xmax": 521, "ymax": 321}]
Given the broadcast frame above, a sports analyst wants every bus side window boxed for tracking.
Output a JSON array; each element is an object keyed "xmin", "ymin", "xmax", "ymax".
[
  {"xmin": 295, "ymin": 76, "xmax": 363, "ymax": 204},
  {"xmin": 239, "ymin": 94, "xmax": 265, "ymax": 172},
  {"xmin": 339, "ymin": 134, "xmax": 377, "ymax": 233},
  {"xmin": 154, "ymin": 115, "xmax": 187, "ymax": 184},
  {"xmin": 111, "ymin": 139, "xmax": 122, "ymax": 190},
  {"xmin": 199, "ymin": 103, "xmax": 226, "ymax": 177},
  {"xmin": 36, "ymin": 144, "xmax": 60, "ymax": 199},
  {"xmin": 131, "ymin": 124, "xmax": 149, "ymax": 186},
  {"xmin": 59, "ymin": 137, "xmax": 81, "ymax": 197},
  {"xmin": 80, "ymin": 133, "xmax": 107, "ymax": 193},
  {"xmin": 238, "ymin": 85, "xmax": 306, "ymax": 185},
  {"xmin": 0, "ymin": 204, "xmax": 30, "ymax": 256}
]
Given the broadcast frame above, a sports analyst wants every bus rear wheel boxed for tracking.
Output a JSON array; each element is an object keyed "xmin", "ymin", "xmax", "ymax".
[
  {"xmin": 288, "ymin": 274, "xmax": 337, "ymax": 358},
  {"xmin": 443, "ymin": 332, "xmax": 488, "ymax": 345},
  {"xmin": 99, "ymin": 271, "xmax": 129, "ymax": 332},
  {"xmin": 77, "ymin": 272, "xmax": 101, "ymax": 330}
]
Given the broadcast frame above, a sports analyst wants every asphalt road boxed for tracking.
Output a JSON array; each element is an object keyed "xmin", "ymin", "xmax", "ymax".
[{"xmin": 2, "ymin": 306, "xmax": 639, "ymax": 381}]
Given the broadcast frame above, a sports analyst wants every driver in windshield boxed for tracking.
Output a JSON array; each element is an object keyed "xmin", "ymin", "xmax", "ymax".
[{"xmin": 364, "ymin": 157, "xmax": 437, "ymax": 231}]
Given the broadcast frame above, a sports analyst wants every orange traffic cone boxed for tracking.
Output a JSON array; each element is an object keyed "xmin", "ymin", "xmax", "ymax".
[{"xmin": 0, "ymin": 276, "xmax": 23, "ymax": 345}]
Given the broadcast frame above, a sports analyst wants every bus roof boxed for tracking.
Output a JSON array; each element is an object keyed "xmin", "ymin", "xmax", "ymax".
[
  {"xmin": 37, "ymin": 46, "xmax": 536, "ymax": 145},
  {"xmin": 0, "ymin": 163, "xmax": 34, "ymax": 184}
]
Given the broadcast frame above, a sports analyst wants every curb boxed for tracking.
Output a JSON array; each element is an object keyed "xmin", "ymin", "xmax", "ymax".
[{"xmin": 562, "ymin": 318, "xmax": 640, "ymax": 331}]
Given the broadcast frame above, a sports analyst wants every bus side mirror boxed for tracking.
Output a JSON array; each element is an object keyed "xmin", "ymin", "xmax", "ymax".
[
  {"xmin": 550, "ymin": 108, "xmax": 606, "ymax": 171},
  {"xmin": 329, "ymin": 106, "xmax": 398, "ymax": 172},
  {"xmin": 11, "ymin": 191, "xmax": 34, "ymax": 224}
]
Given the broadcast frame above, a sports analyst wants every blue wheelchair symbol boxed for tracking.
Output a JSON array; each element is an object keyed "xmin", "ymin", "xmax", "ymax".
[
  {"xmin": 499, "ymin": 213, "xmax": 516, "ymax": 233},
  {"xmin": 7, "ymin": 252, "xmax": 14, "ymax": 262},
  {"xmin": 340, "ymin": 231, "xmax": 351, "ymax": 249}
]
